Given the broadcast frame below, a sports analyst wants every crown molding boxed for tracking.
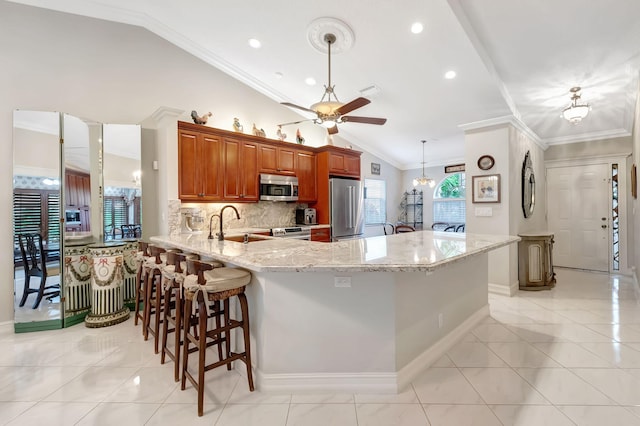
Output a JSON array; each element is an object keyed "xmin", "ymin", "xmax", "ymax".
[
  {"xmin": 543, "ymin": 128, "xmax": 632, "ymax": 145},
  {"xmin": 459, "ymin": 115, "xmax": 547, "ymax": 150},
  {"xmin": 150, "ymin": 106, "xmax": 184, "ymax": 124}
]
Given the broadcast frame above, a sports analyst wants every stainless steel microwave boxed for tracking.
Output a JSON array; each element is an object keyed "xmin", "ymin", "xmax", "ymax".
[
  {"xmin": 65, "ymin": 209, "xmax": 81, "ymax": 225},
  {"xmin": 259, "ymin": 174, "xmax": 299, "ymax": 201}
]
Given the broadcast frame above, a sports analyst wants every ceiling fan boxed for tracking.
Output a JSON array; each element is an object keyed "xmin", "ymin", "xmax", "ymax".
[{"xmin": 279, "ymin": 33, "xmax": 387, "ymax": 135}]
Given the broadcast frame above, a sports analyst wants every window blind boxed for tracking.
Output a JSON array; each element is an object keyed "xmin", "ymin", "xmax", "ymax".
[{"xmin": 364, "ymin": 179, "xmax": 386, "ymax": 225}]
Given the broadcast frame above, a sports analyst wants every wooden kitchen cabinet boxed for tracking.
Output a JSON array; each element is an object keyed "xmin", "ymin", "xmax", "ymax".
[
  {"xmin": 222, "ymin": 137, "xmax": 259, "ymax": 201},
  {"xmin": 64, "ymin": 170, "xmax": 91, "ymax": 232},
  {"xmin": 296, "ymin": 150, "xmax": 317, "ymax": 202},
  {"xmin": 311, "ymin": 145, "xmax": 362, "ymax": 224},
  {"xmin": 258, "ymin": 144, "xmax": 296, "ymax": 175},
  {"xmin": 178, "ymin": 125, "xmax": 223, "ymax": 201},
  {"xmin": 324, "ymin": 147, "xmax": 361, "ymax": 178},
  {"xmin": 311, "ymin": 227, "xmax": 331, "ymax": 242}
]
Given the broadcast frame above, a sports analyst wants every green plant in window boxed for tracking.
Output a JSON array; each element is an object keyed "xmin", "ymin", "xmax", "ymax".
[{"xmin": 437, "ymin": 174, "xmax": 465, "ymax": 198}]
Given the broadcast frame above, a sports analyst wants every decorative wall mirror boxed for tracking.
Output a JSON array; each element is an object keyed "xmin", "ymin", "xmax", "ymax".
[
  {"xmin": 12, "ymin": 110, "xmax": 141, "ymax": 332},
  {"xmin": 522, "ymin": 150, "xmax": 535, "ymax": 218}
]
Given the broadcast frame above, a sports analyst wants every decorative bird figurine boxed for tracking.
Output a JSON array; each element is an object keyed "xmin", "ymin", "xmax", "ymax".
[
  {"xmin": 276, "ymin": 125, "xmax": 287, "ymax": 141},
  {"xmin": 252, "ymin": 123, "xmax": 266, "ymax": 137},
  {"xmin": 191, "ymin": 110, "xmax": 212, "ymax": 125},
  {"xmin": 296, "ymin": 128, "xmax": 305, "ymax": 145},
  {"xmin": 233, "ymin": 117, "xmax": 244, "ymax": 133}
]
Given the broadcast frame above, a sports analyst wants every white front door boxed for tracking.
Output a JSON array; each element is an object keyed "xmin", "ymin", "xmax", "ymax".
[{"xmin": 547, "ymin": 164, "xmax": 610, "ymax": 272}]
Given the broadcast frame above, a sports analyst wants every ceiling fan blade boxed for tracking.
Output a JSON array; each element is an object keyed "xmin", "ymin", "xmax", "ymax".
[
  {"xmin": 281, "ymin": 102, "xmax": 317, "ymax": 114},
  {"xmin": 327, "ymin": 124, "xmax": 339, "ymax": 135},
  {"xmin": 335, "ymin": 97, "xmax": 371, "ymax": 115},
  {"xmin": 341, "ymin": 116, "xmax": 387, "ymax": 125},
  {"xmin": 278, "ymin": 119, "xmax": 314, "ymax": 126}
]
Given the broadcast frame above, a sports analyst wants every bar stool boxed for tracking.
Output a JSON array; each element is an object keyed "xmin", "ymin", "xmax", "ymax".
[
  {"xmin": 144, "ymin": 245, "xmax": 181, "ymax": 353},
  {"xmin": 133, "ymin": 241, "xmax": 150, "ymax": 327},
  {"xmin": 160, "ymin": 252, "xmax": 224, "ymax": 381},
  {"xmin": 181, "ymin": 259, "xmax": 254, "ymax": 416}
]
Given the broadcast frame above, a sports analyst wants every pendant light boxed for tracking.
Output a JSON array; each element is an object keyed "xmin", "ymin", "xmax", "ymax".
[
  {"xmin": 562, "ymin": 87, "xmax": 590, "ymax": 124},
  {"xmin": 413, "ymin": 140, "xmax": 435, "ymax": 188}
]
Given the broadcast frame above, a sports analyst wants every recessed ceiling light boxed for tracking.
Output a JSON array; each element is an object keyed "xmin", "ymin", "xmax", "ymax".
[
  {"xmin": 444, "ymin": 70, "xmax": 457, "ymax": 79},
  {"xmin": 305, "ymin": 77, "xmax": 316, "ymax": 86},
  {"xmin": 248, "ymin": 38, "xmax": 261, "ymax": 49},
  {"xmin": 411, "ymin": 22, "xmax": 424, "ymax": 34}
]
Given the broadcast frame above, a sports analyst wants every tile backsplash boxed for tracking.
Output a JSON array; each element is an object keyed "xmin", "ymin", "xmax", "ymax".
[{"xmin": 168, "ymin": 200, "xmax": 304, "ymax": 235}]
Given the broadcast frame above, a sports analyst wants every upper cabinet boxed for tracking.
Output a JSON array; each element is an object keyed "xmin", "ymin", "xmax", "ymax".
[
  {"xmin": 177, "ymin": 122, "xmax": 319, "ymax": 203},
  {"xmin": 258, "ymin": 144, "xmax": 296, "ymax": 175},
  {"xmin": 178, "ymin": 124, "xmax": 223, "ymax": 201},
  {"xmin": 222, "ymin": 136, "xmax": 259, "ymax": 201},
  {"xmin": 319, "ymin": 146, "xmax": 361, "ymax": 178}
]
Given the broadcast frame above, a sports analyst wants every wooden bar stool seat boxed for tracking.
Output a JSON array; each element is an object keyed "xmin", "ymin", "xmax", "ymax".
[
  {"xmin": 133, "ymin": 241, "xmax": 150, "ymax": 328},
  {"xmin": 160, "ymin": 253, "xmax": 223, "ymax": 382},
  {"xmin": 181, "ymin": 259, "xmax": 254, "ymax": 416}
]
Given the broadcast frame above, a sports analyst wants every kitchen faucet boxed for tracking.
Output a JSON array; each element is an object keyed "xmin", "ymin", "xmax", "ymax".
[
  {"xmin": 217, "ymin": 205, "xmax": 240, "ymax": 241},
  {"xmin": 208, "ymin": 214, "xmax": 220, "ymax": 239}
]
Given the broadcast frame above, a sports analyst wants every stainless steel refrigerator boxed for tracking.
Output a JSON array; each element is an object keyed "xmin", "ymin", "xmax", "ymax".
[{"xmin": 330, "ymin": 177, "xmax": 364, "ymax": 240}]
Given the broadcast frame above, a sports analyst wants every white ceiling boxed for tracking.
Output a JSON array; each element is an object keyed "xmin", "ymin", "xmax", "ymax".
[{"xmin": 9, "ymin": 0, "xmax": 640, "ymax": 170}]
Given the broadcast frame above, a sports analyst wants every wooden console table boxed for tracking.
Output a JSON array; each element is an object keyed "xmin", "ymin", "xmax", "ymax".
[{"xmin": 518, "ymin": 232, "xmax": 556, "ymax": 291}]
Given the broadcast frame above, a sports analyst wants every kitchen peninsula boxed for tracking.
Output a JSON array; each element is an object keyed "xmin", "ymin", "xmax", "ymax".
[{"xmin": 151, "ymin": 230, "xmax": 518, "ymax": 393}]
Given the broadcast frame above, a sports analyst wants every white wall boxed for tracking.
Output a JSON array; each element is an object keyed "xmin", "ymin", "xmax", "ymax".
[
  {"xmin": 632, "ymin": 80, "xmax": 640, "ymax": 283},
  {"xmin": 1, "ymin": 3, "xmax": 407, "ymax": 323}
]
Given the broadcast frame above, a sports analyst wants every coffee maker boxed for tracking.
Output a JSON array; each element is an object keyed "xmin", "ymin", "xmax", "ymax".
[{"xmin": 296, "ymin": 208, "xmax": 317, "ymax": 225}]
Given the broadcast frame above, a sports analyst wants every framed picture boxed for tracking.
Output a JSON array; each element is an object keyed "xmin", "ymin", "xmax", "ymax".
[
  {"xmin": 632, "ymin": 164, "xmax": 637, "ymax": 199},
  {"xmin": 472, "ymin": 174, "xmax": 501, "ymax": 203},
  {"xmin": 371, "ymin": 162, "xmax": 381, "ymax": 175},
  {"xmin": 444, "ymin": 163, "xmax": 465, "ymax": 173}
]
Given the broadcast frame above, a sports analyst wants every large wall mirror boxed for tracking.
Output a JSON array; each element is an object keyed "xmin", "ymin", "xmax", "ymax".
[{"xmin": 12, "ymin": 110, "xmax": 141, "ymax": 332}]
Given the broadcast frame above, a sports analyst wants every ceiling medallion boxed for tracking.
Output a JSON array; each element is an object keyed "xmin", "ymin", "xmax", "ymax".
[{"xmin": 307, "ymin": 17, "xmax": 355, "ymax": 54}]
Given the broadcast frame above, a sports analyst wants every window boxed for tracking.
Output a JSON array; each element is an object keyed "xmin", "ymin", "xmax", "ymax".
[
  {"xmin": 13, "ymin": 189, "xmax": 60, "ymax": 263},
  {"xmin": 104, "ymin": 196, "xmax": 128, "ymax": 233},
  {"xmin": 364, "ymin": 179, "xmax": 386, "ymax": 225},
  {"xmin": 433, "ymin": 173, "xmax": 466, "ymax": 224}
]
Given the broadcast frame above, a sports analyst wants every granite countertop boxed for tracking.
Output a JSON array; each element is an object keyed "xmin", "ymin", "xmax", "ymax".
[{"xmin": 150, "ymin": 230, "xmax": 519, "ymax": 273}]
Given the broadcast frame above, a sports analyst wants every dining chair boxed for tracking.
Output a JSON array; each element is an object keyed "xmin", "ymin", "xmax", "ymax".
[
  {"xmin": 431, "ymin": 222, "xmax": 450, "ymax": 231},
  {"xmin": 443, "ymin": 225, "xmax": 456, "ymax": 232},
  {"xmin": 382, "ymin": 223, "xmax": 395, "ymax": 235},
  {"xmin": 455, "ymin": 224, "xmax": 465, "ymax": 232},
  {"xmin": 395, "ymin": 225, "xmax": 416, "ymax": 233},
  {"xmin": 17, "ymin": 233, "xmax": 60, "ymax": 309}
]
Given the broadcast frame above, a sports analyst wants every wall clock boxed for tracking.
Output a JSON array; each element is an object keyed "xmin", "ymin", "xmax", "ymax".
[
  {"xmin": 522, "ymin": 150, "xmax": 535, "ymax": 218},
  {"xmin": 477, "ymin": 155, "xmax": 495, "ymax": 170}
]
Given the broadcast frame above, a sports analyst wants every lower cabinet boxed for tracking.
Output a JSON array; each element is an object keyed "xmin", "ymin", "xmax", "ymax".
[
  {"xmin": 311, "ymin": 228, "xmax": 331, "ymax": 242},
  {"xmin": 518, "ymin": 232, "xmax": 556, "ymax": 290}
]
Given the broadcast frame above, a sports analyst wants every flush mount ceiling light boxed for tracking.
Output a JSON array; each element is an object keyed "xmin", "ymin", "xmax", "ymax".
[
  {"xmin": 413, "ymin": 140, "xmax": 436, "ymax": 188},
  {"xmin": 248, "ymin": 38, "xmax": 261, "ymax": 48},
  {"xmin": 562, "ymin": 86, "xmax": 591, "ymax": 124}
]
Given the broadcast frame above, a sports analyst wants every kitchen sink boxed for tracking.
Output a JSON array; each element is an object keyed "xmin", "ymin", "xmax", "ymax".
[{"xmin": 223, "ymin": 234, "xmax": 270, "ymax": 243}]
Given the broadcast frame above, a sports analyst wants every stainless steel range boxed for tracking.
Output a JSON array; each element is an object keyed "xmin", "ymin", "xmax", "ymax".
[{"xmin": 270, "ymin": 226, "xmax": 311, "ymax": 240}]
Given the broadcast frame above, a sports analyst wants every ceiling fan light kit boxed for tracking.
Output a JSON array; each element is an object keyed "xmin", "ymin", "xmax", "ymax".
[
  {"xmin": 562, "ymin": 86, "xmax": 591, "ymax": 124},
  {"xmin": 279, "ymin": 17, "xmax": 386, "ymax": 134}
]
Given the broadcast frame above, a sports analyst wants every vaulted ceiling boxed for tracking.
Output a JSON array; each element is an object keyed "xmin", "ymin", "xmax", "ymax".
[{"xmin": 9, "ymin": 0, "xmax": 640, "ymax": 170}]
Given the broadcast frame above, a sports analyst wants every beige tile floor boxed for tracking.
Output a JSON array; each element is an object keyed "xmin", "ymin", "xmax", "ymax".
[{"xmin": 1, "ymin": 268, "xmax": 640, "ymax": 425}]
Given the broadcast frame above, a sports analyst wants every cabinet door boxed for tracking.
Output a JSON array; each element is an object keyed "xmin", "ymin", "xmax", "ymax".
[
  {"xmin": 258, "ymin": 144, "xmax": 278, "ymax": 174},
  {"xmin": 240, "ymin": 141, "xmax": 259, "ymax": 201},
  {"xmin": 258, "ymin": 145, "xmax": 296, "ymax": 175},
  {"xmin": 223, "ymin": 137, "xmax": 242, "ymax": 200},
  {"xmin": 80, "ymin": 207, "xmax": 91, "ymax": 232},
  {"xmin": 296, "ymin": 150, "xmax": 317, "ymax": 202},
  {"xmin": 277, "ymin": 146, "xmax": 296, "ymax": 175},
  {"xmin": 178, "ymin": 130, "xmax": 223, "ymax": 201},
  {"xmin": 178, "ymin": 130, "xmax": 201, "ymax": 201},
  {"xmin": 200, "ymin": 134, "xmax": 223, "ymax": 200},
  {"xmin": 328, "ymin": 152, "xmax": 360, "ymax": 177},
  {"xmin": 65, "ymin": 173, "xmax": 79, "ymax": 207},
  {"xmin": 79, "ymin": 175, "xmax": 91, "ymax": 207},
  {"xmin": 311, "ymin": 228, "xmax": 331, "ymax": 242}
]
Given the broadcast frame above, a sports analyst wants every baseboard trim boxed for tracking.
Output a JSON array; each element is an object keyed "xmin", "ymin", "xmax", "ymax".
[
  {"xmin": 488, "ymin": 280, "xmax": 518, "ymax": 296},
  {"xmin": 396, "ymin": 304, "xmax": 489, "ymax": 391},
  {"xmin": 254, "ymin": 304, "xmax": 489, "ymax": 394}
]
